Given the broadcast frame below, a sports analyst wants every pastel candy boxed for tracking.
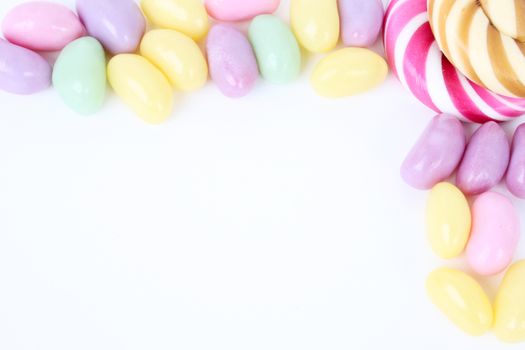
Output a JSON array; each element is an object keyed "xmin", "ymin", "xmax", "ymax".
[
  {"xmin": 205, "ymin": 0, "xmax": 280, "ymax": 22},
  {"xmin": 338, "ymin": 0, "xmax": 384, "ymax": 47},
  {"xmin": 2, "ymin": 2, "xmax": 84, "ymax": 51},
  {"xmin": 466, "ymin": 192, "xmax": 520, "ymax": 276},
  {"xmin": 206, "ymin": 25, "xmax": 258, "ymax": 98},
  {"xmin": 0, "ymin": 39, "xmax": 51, "ymax": 95},
  {"xmin": 77, "ymin": 0, "xmax": 146, "ymax": 54},
  {"xmin": 52, "ymin": 37, "xmax": 106, "ymax": 115},
  {"xmin": 401, "ymin": 114, "xmax": 466, "ymax": 190},
  {"xmin": 456, "ymin": 122, "xmax": 510, "ymax": 195},
  {"xmin": 507, "ymin": 124, "xmax": 525, "ymax": 198},
  {"xmin": 249, "ymin": 15, "xmax": 301, "ymax": 84},
  {"xmin": 141, "ymin": 0, "xmax": 209, "ymax": 40}
]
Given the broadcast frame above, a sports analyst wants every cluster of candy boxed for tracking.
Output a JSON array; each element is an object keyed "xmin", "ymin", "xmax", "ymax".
[{"xmin": 0, "ymin": 0, "xmax": 388, "ymax": 124}]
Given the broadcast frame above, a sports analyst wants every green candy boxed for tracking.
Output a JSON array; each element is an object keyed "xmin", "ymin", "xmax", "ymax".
[
  {"xmin": 248, "ymin": 15, "xmax": 301, "ymax": 84},
  {"xmin": 52, "ymin": 37, "xmax": 106, "ymax": 115}
]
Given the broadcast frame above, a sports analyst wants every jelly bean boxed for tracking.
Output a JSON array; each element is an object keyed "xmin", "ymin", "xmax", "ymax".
[
  {"xmin": 52, "ymin": 37, "xmax": 106, "ymax": 115},
  {"xmin": 494, "ymin": 260, "xmax": 525, "ymax": 343},
  {"xmin": 141, "ymin": 0, "xmax": 209, "ymax": 40},
  {"xmin": 426, "ymin": 268, "xmax": 493, "ymax": 336},
  {"xmin": 0, "ymin": 39, "xmax": 51, "ymax": 95},
  {"xmin": 456, "ymin": 122, "xmax": 510, "ymax": 195},
  {"xmin": 2, "ymin": 2, "xmax": 84, "ymax": 51},
  {"xmin": 205, "ymin": 0, "xmax": 280, "ymax": 22},
  {"xmin": 466, "ymin": 192, "xmax": 520, "ymax": 276},
  {"xmin": 426, "ymin": 183, "xmax": 471, "ymax": 259},
  {"xmin": 107, "ymin": 54, "xmax": 174, "ymax": 124},
  {"xmin": 338, "ymin": 0, "xmax": 384, "ymax": 47},
  {"xmin": 206, "ymin": 25, "xmax": 258, "ymax": 98},
  {"xmin": 291, "ymin": 0, "xmax": 340, "ymax": 53},
  {"xmin": 140, "ymin": 29, "xmax": 208, "ymax": 92},
  {"xmin": 248, "ymin": 15, "xmax": 301, "ymax": 84},
  {"xmin": 506, "ymin": 124, "xmax": 525, "ymax": 199},
  {"xmin": 77, "ymin": 0, "xmax": 146, "ymax": 55},
  {"xmin": 310, "ymin": 48, "xmax": 388, "ymax": 97},
  {"xmin": 401, "ymin": 114, "xmax": 466, "ymax": 190}
]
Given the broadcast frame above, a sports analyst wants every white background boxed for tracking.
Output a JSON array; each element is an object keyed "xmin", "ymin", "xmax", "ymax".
[{"xmin": 0, "ymin": 0, "xmax": 524, "ymax": 349}]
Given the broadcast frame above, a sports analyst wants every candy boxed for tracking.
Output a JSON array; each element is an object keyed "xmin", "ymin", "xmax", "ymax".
[
  {"xmin": 290, "ymin": 0, "xmax": 340, "ymax": 53},
  {"xmin": 480, "ymin": 0, "xmax": 525, "ymax": 42},
  {"xmin": 338, "ymin": 0, "xmax": 384, "ymax": 47},
  {"xmin": 428, "ymin": 0, "xmax": 525, "ymax": 98},
  {"xmin": 310, "ymin": 48, "xmax": 388, "ymax": 97},
  {"xmin": 248, "ymin": 15, "xmax": 301, "ymax": 84},
  {"xmin": 205, "ymin": 0, "xmax": 280, "ymax": 22},
  {"xmin": 206, "ymin": 25, "xmax": 258, "ymax": 98},
  {"xmin": 107, "ymin": 54, "xmax": 174, "ymax": 124},
  {"xmin": 507, "ymin": 124, "xmax": 525, "ymax": 198},
  {"xmin": 401, "ymin": 114, "xmax": 466, "ymax": 190},
  {"xmin": 466, "ymin": 192, "xmax": 520, "ymax": 276},
  {"xmin": 77, "ymin": 0, "xmax": 146, "ymax": 55},
  {"xmin": 0, "ymin": 39, "xmax": 51, "ymax": 95},
  {"xmin": 52, "ymin": 37, "xmax": 106, "ymax": 115},
  {"xmin": 456, "ymin": 122, "xmax": 510, "ymax": 195},
  {"xmin": 426, "ymin": 268, "xmax": 493, "ymax": 336},
  {"xmin": 2, "ymin": 2, "xmax": 84, "ymax": 51},
  {"xmin": 141, "ymin": 0, "xmax": 209, "ymax": 40},
  {"xmin": 383, "ymin": 0, "xmax": 525, "ymax": 123},
  {"xmin": 494, "ymin": 260, "xmax": 525, "ymax": 343},
  {"xmin": 426, "ymin": 183, "xmax": 471, "ymax": 259},
  {"xmin": 140, "ymin": 29, "xmax": 208, "ymax": 92}
]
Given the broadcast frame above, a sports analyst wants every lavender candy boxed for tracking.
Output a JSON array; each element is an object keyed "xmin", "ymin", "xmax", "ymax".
[
  {"xmin": 338, "ymin": 0, "xmax": 384, "ymax": 47},
  {"xmin": 506, "ymin": 124, "xmax": 525, "ymax": 198}
]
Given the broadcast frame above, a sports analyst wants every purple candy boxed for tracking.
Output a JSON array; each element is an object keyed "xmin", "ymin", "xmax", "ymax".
[
  {"xmin": 457, "ymin": 122, "xmax": 510, "ymax": 195},
  {"xmin": 0, "ymin": 39, "xmax": 51, "ymax": 95},
  {"xmin": 76, "ymin": 0, "xmax": 145, "ymax": 55},
  {"xmin": 206, "ymin": 24, "xmax": 259, "ymax": 98},
  {"xmin": 338, "ymin": 0, "xmax": 384, "ymax": 47},
  {"xmin": 506, "ymin": 123, "xmax": 525, "ymax": 198},
  {"xmin": 401, "ymin": 114, "xmax": 466, "ymax": 190}
]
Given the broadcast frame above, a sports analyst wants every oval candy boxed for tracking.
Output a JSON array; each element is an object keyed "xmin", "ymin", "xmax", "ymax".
[
  {"xmin": 140, "ymin": 29, "xmax": 208, "ymax": 92},
  {"xmin": 338, "ymin": 0, "xmax": 384, "ymax": 47},
  {"xmin": 466, "ymin": 192, "xmax": 520, "ymax": 276},
  {"xmin": 77, "ymin": 0, "xmax": 146, "ymax": 55},
  {"xmin": 207, "ymin": 25, "xmax": 259, "ymax": 98},
  {"xmin": 107, "ymin": 54, "xmax": 174, "ymax": 124},
  {"xmin": 310, "ymin": 47, "xmax": 388, "ymax": 97},
  {"xmin": 506, "ymin": 123, "xmax": 525, "ymax": 198},
  {"xmin": 52, "ymin": 37, "xmax": 106, "ymax": 115},
  {"xmin": 205, "ymin": 0, "xmax": 280, "ymax": 22},
  {"xmin": 0, "ymin": 39, "xmax": 51, "ymax": 95},
  {"xmin": 2, "ymin": 1, "xmax": 84, "ymax": 51}
]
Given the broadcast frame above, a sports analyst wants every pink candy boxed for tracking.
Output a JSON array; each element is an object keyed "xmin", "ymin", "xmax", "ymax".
[{"xmin": 205, "ymin": 0, "xmax": 280, "ymax": 22}]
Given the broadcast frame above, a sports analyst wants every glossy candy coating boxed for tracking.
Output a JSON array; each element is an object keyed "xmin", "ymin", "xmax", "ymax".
[
  {"xmin": 426, "ymin": 183, "xmax": 471, "ymax": 259},
  {"xmin": 2, "ymin": 1, "xmax": 84, "ymax": 51},
  {"xmin": 506, "ymin": 124, "xmax": 525, "ymax": 198},
  {"xmin": 140, "ymin": 29, "xmax": 208, "ymax": 91},
  {"xmin": 426, "ymin": 268, "xmax": 493, "ymax": 336},
  {"xmin": 248, "ymin": 15, "xmax": 301, "ymax": 84},
  {"xmin": 290, "ymin": 0, "xmax": 340, "ymax": 53},
  {"xmin": 456, "ymin": 122, "xmax": 510, "ymax": 195},
  {"xmin": 107, "ymin": 54, "xmax": 174, "ymax": 124},
  {"xmin": 141, "ymin": 0, "xmax": 209, "ymax": 40},
  {"xmin": 338, "ymin": 0, "xmax": 384, "ymax": 47},
  {"xmin": 52, "ymin": 37, "xmax": 106, "ymax": 115},
  {"xmin": 494, "ymin": 260, "xmax": 525, "ymax": 343},
  {"xmin": 77, "ymin": 0, "xmax": 146, "ymax": 55},
  {"xmin": 480, "ymin": 0, "xmax": 525, "ymax": 42},
  {"xmin": 205, "ymin": 0, "xmax": 280, "ymax": 22},
  {"xmin": 0, "ymin": 39, "xmax": 51, "ymax": 95},
  {"xmin": 401, "ymin": 114, "xmax": 466, "ymax": 190},
  {"xmin": 206, "ymin": 25, "xmax": 258, "ymax": 98}
]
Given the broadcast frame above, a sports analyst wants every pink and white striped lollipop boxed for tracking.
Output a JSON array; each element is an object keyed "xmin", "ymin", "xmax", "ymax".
[{"xmin": 384, "ymin": 0, "xmax": 525, "ymax": 123}]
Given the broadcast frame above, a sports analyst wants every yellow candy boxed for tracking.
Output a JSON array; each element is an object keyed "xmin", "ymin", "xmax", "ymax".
[
  {"xmin": 426, "ymin": 182, "xmax": 471, "ymax": 259},
  {"xmin": 494, "ymin": 260, "xmax": 525, "ymax": 343},
  {"xmin": 311, "ymin": 48, "xmax": 388, "ymax": 98},
  {"xmin": 426, "ymin": 268, "xmax": 493, "ymax": 336},
  {"xmin": 107, "ymin": 54, "xmax": 174, "ymax": 124},
  {"xmin": 141, "ymin": 0, "xmax": 209, "ymax": 40},
  {"xmin": 290, "ymin": 0, "xmax": 340, "ymax": 53},
  {"xmin": 140, "ymin": 29, "xmax": 208, "ymax": 92}
]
